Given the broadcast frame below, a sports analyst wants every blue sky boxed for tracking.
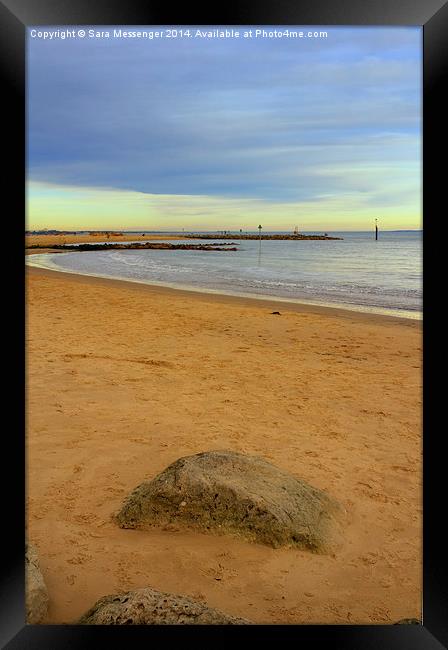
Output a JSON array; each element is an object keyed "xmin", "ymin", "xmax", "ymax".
[{"xmin": 27, "ymin": 27, "xmax": 422, "ymax": 230}]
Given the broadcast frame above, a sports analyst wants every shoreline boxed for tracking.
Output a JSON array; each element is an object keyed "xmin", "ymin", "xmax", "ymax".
[
  {"xmin": 26, "ymin": 257, "xmax": 421, "ymax": 326},
  {"xmin": 25, "ymin": 233, "xmax": 186, "ymax": 246}
]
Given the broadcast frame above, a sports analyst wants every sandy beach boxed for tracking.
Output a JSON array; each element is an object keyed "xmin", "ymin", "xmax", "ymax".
[
  {"xmin": 26, "ymin": 263, "xmax": 422, "ymax": 625},
  {"xmin": 26, "ymin": 232, "xmax": 186, "ymax": 247}
]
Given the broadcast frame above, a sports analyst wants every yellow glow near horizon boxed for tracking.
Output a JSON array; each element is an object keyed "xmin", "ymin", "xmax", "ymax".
[{"xmin": 26, "ymin": 181, "xmax": 422, "ymax": 232}]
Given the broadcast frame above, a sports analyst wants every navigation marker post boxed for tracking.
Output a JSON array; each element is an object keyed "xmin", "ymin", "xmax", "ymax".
[{"xmin": 375, "ymin": 218, "xmax": 379, "ymax": 241}]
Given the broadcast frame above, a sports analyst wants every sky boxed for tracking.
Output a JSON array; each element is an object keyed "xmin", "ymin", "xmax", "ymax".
[{"xmin": 27, "ymin": 26, "xmax": 422, "ymax": 231}]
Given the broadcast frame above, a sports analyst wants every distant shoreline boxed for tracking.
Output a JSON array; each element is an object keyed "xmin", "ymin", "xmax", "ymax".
[
  {"xmin": 26, "ymin": 259, "xmax": 422, "ymax": 324},
  {"xmin": 25, "ymin": 229, "xmax": 422, "ymax": 235},
  {"xmin": 173, "ymin": 234, "xmax": 343, "ymax": 241},
  {"xmin": 25, "ymin": 233, "xmax": 343, "ymax": 245},
  {"xmin": 25, "ymin": 231, "xmax": 421, "ymax": 322}
]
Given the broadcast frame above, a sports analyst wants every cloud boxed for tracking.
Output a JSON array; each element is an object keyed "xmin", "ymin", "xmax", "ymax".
[
  {"xmin": 27, "ymin": 180, "xmax": 422, "ymax": 232},
  {"xmin": 27, "ymin": 26, "xmax": 421, "ymax": 224}
]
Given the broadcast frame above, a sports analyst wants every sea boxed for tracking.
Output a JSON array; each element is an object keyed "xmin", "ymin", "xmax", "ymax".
[{"xmin": 26, "ymin": 231, "xmax": 422, "ymax": 320}]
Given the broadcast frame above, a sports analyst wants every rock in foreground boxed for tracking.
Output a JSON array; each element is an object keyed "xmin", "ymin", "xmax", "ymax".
[
  {"xmin": 115, "ymin": 450, "xmax": 345, "ymax": 553},
  {"xmin": 78, "ymin": 587, "xmax": 250, "ymax": 625},
  {"xmin": 25, "ymin": 543, "xmax": 49, "ymax": 624},
  {"xmin": 394, "ymin": 618, "xmax": 421, "ymax": 625}
]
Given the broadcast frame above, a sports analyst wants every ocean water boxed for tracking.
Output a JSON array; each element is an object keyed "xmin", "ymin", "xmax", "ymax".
[{"xmin": 27, "ymin": 231, "xmax": 422, "ymax": 319}]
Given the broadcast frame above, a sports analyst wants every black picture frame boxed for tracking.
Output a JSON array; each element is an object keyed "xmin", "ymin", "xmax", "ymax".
[{"xmin": 2, "ymin": 0, "xmax": 446, "ymax": 647}]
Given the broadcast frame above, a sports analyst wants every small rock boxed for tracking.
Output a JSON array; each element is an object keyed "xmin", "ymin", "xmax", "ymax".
[
  {"xmin": 25, "ymin": 543, "xmax": 49, "ymax": 624},
  {"xmin": 394, "ymin": 618, "xmax": 421, "ymax": 625},
  {"xmin": 78, "ymin": 586, "xmax": 250, "ymax": 625},
  {"xmin": 271, "ymin": 311, "xmax": 281, "ymax": 315}
]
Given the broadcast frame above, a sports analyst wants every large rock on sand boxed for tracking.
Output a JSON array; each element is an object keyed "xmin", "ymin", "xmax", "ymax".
[
  {"xmin": 114, "ymin": 450, "xmax": 345, "ymax": 553},
  {"xmin": 25, "ymin": 543, "xmax": 49, "ymax": 624},
  {"xmin": 78, "ymin": 587, "xmax": 250, "ymax": 625}
]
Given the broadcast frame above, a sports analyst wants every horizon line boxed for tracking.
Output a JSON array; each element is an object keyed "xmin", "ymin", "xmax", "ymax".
[{"xmin": 26, "ymin": 228, "xmax": 423, "ymax": 233}]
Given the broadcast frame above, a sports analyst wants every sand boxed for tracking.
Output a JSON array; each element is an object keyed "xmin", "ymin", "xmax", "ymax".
[
  {"xmin": 26, "ymin": 233, "xmax": 185, "ymax": 248},
  {"xmin": 26, "ymin": 263, "xmax": 422, "ymax": 625}
]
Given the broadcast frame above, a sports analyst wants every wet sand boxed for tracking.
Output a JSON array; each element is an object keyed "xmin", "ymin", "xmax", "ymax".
[{"xmin": 26, "ymin": 264, "xmax": 422, "ymax": 624}]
